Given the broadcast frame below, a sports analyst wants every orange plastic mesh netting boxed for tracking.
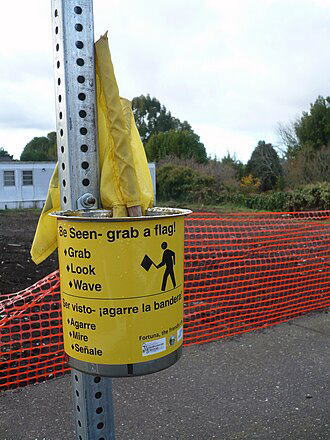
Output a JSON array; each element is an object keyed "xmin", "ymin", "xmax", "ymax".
[{"xmin": 1, "ymin": 211, "xmax": 329, "ymax": 390}]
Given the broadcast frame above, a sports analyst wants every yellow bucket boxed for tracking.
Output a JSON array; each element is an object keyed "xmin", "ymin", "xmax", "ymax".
[{"xmin": 52, "ymin": 207, "xmax": 191, "ymax": 376}]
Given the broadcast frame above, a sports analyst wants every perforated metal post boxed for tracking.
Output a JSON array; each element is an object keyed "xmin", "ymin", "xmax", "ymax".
[
  {"xmin": 51, "ymin": 1, "xmax": 115, "ymax": 438},
  {"xmin": 72, "ymin": 370, "xmax": 115, "ymax": 440},
  {"xmin": 52, "ymin": 0, "xmax": 99, "ymax": 211}
]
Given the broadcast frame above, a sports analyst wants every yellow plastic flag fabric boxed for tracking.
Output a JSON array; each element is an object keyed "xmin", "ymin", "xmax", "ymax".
[{"xmin": 30, "ymin": 33, "xmax": 154, "ymax": 264}]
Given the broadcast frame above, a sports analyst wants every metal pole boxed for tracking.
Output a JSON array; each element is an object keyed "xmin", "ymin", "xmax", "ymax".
[{"xmin": 51, "ymin": 1, "xmax": 115, "ymax": 438}]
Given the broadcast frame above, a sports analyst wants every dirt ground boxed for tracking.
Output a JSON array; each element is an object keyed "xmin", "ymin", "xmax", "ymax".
[{"xmin": 0, "ymin": 210, "xmax": 58, "ymax": 296}]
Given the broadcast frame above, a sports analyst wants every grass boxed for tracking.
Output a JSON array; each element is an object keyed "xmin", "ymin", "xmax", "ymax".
[
  {"xmin": 0, "ymin": 204, "xmax": 259, "ymax": 216},
  {"xmin": 0, "ymin": 208, "xmax": 42, "ymax": 217},
  {"xmin": 156, "ymin": 200, "xmax": 259, "ymax": 213}
]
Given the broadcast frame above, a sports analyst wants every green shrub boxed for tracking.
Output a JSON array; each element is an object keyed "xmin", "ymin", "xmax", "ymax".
[
  {"xmin": 157, "ymin": 163, "xmax": 330, "ymax": 212},
  {"xmin": 283, "ymin": 183, "xmax": 330, "ymax": 211},
  {"xmin": 244, "ymin": 183, "xmax": 330, "ymax": 211},
  {"xmin": 156, "ymin": 165, "xmax": 218, "ymax": 203}
]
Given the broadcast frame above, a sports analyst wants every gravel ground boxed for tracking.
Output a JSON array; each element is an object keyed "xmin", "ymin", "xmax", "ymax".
[{"xmin": 0, "ymin": 312, "xmax": 329, "ymax": 440}]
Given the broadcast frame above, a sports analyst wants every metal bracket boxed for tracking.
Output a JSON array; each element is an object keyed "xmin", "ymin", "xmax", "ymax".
[{"xmin": 77, "ymin": 193, "xmax": 97, "ymax": 209}]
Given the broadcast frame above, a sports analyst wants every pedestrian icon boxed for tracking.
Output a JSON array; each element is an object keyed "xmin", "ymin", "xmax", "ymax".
[{"xmin": 141, "ymin": 242, "xmax": 176, "ymax": 291}]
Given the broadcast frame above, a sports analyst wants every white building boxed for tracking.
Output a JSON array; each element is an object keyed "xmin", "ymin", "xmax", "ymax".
[
  {"xmin": 0, "ymin": 161, "xmax": 156, "ymax": 210},
  {"xmin": 0, "ymin": 162, "xmax": 55, "ymax": 209}
]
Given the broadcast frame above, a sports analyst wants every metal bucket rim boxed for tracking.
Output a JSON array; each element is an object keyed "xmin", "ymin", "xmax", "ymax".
[{"xmin": 50, "ymin": 206, "xmax": 192, "ymax": 222}]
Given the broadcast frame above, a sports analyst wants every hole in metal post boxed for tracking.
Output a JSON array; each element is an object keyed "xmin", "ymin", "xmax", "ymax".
[
  {"xmin": 94, "ymin": 376, "xmax": 101, "ymax": 383},
  {"xmin": 54, "ymin": 9, "xmax": 58, "ymax": 17},
  {"xmin": 97, "ymin": 422, "xmax": 104, "ymax": 430},
  {"xmin": 74, "ymin": 6, "xmax": 82, "ymax": 14},
  {"xmin": 80, "ymin": 144, "xmax": 88, "ymax": 152},
  {"xmin": 55, "ymin": 26, "xmax": 59, "ymax": 34},
  {"xmin": 79, "ymin": 110, "xmax": 87, "ymax": 118},
  {"xmin": 80, "ymin": 127, "xmax": 87, "ymax": 135},
  {"xmin": 76, "ymin": 390, "xmax": 79, "ymax": 397},
  {"xmin": 58, "ymin": 95, "xmax": 62, "ymax": 103},
  {"xmin": 61, "ymin": 163, "xmax": 65, "ymax": 170},
  {"xmin": 76, "ymin": 58, "xmax": 85, "ymax": 66},
  {"xmin": 76, "ymin": 41, "xmax": 84, "ymax": 49},
  {"xmin": 57, "ymin": 61, "xmax": 60, "ymax": 68},
  {"xmin": 56, "ymin": 43, "xmax": 59, "ymax": 52},
  {"xmin": 77, "ymin": 405, "xmax": 81, "ymax": 412},
  {"xmin": 81, "ymin": 161, "xmax": 89, "ymax": 169},
  {"xmin": 78, "ymin": 420, "xmax": 82, "ymax": 427},
  {"xmin": 75, "ymin": 23, "xmax": 83, "ymax": 31},
  {"xmin": 59, "ymin": 111, "xmax": 63, "ymax": 119},
  {"xmin": 77, "ymin": 76, "xmax": 85, "ymax": 84},
  {"xmin": 96, "ymin": 407, "xmax": 103, "ymax": 414},
  {"xmin": 63, "ymin": 196, "xmax": 67, "ymax": 204},
  {"xmin": 60, "ymin": 129, "xmax": 63, "ymax": 136},
  {"xmin": 61, "ymin": 146, "xmax": 64, "ymax": 153},
  {"xmin": 62, "ymin": 179, "xmax": 66, "ymax": 187},
  {"xmin": 95, "ymin": 392, "xmax": 102, "ymax": 399},
  {"xmin": 78, "ymin": 93, "xmax": 86, "ymax": 101},
  {"xmin": 75, "ymin": 375, "xmax": 78, "ymax": 382},
  {"xmin": 58, "ymin": 78, "xmax": 61, "ymax": 86},
  {"xmin": 82, "ymin": 178, "xmax": 90, "ymax": 186}
]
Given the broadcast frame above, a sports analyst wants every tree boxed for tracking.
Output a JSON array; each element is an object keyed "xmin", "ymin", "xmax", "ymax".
[
  {"xmin": 145, "ymin": 129, "xmax": 207, "ymax": 163},
  {"xmin": 0, "ymin": 147, "xmax": 13, "ymax": 161},
  {"xmin": 277, "ymin": 96, "xmax": 330, "ymax": 159},
  {"xmin": 220, "ymin": 152, "xmax": 245, "ymax": 180},
  {"xmin": 20, "ymin": 132, "xmax": 57, "ymax": 161},
  {"xmin": 132, "ymin": 94, "xmax": 192, "ymax": 144},
  {"xmin": 275, "ymin": 121, "xmax": 299, "ymax": 158},
  {"xmin": 284, "ymin": 145, "xmax": 329, "ymax": 186},
  {"xmin": 295, "ymin": 96, "xmax": 330, "ymax": 151},
  {"xmin": 246, "ymin": 141, "xmax": 283, "ymax": 191}
]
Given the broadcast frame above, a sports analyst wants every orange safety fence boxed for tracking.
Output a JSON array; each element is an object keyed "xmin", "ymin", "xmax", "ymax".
[{"xmin": 1, "ymin": 211, "xmax": 329, "ymax": 390}]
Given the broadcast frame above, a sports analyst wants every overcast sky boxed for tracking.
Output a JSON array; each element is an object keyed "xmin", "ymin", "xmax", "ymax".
[{"xmin": 0, "ymin": 0, "xmax": 329, "ymax": 162}]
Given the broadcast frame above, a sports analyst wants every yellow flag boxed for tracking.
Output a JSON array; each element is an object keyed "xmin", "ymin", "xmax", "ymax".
[{"xmin": 30, "ymin": 33, "xmax": 154, "ymax": 264}]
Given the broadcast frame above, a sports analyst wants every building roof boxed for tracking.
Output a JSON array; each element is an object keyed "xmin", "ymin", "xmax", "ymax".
[{"xmin": 0, "ymin": 161, "xmax": 56, "ymax": 166}]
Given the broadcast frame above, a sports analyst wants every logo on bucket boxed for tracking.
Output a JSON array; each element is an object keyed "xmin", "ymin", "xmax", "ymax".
[{"xmin": 142, "ymin": 337, "xmax": 166, "ymax": 356}]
